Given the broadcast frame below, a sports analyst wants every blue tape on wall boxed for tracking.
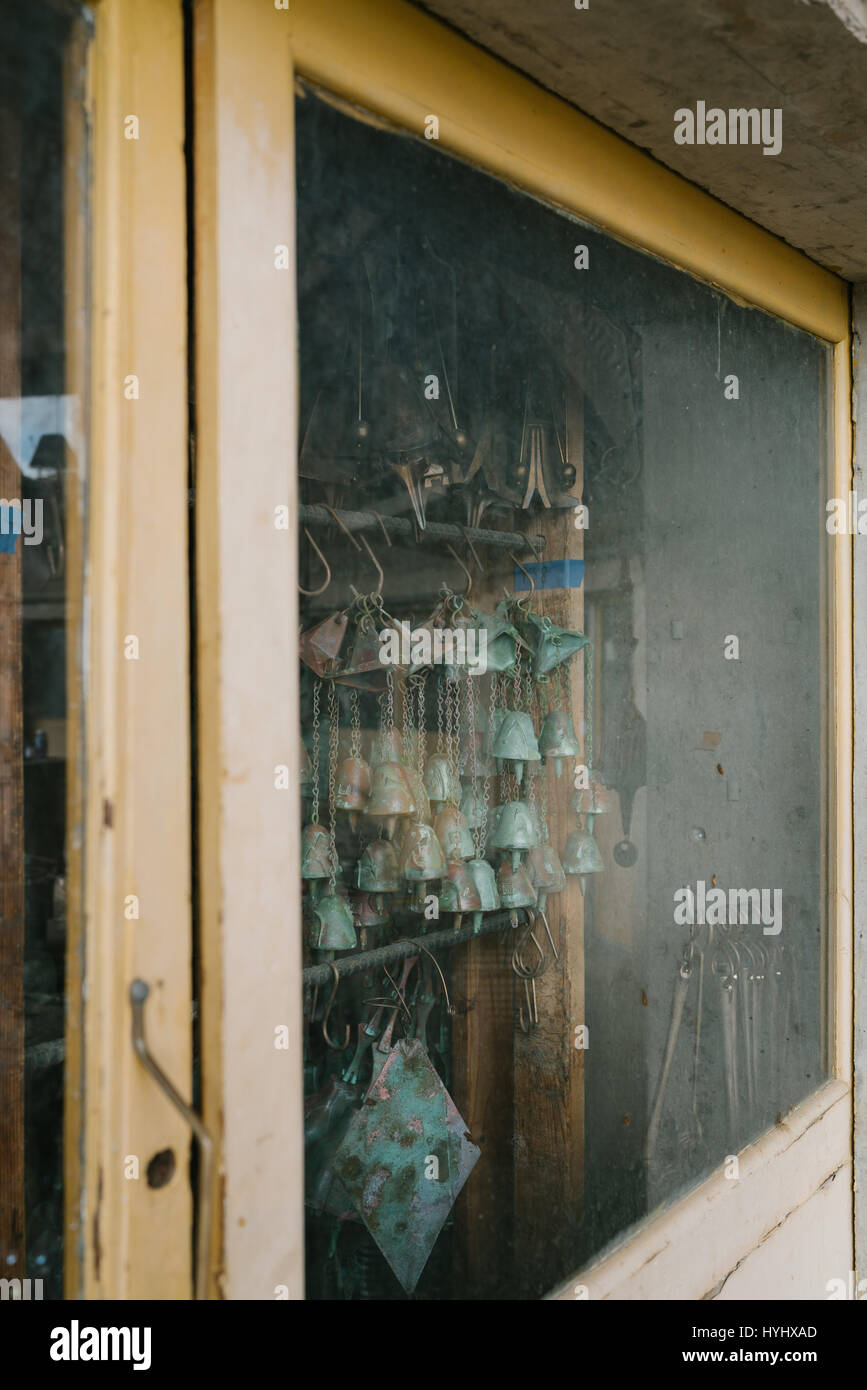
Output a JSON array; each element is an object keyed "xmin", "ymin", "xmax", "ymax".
[{"xmin": 514, "ymin": 559, "xmax": 584, "ymax": 591}]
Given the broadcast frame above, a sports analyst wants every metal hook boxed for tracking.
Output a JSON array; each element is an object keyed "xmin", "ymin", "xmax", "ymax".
[
  {"xmin": 130, "ymin": 981, "xmax": 215, "ymax": 1299},
  {"xmin": 358, "ymin": 534, "xmax": 384, "ymax": 596},
  {"xmin": 460, "ymin": 525, "xmax": 483, "ymax": 573},
  {"xmin": 321, "ymin": 503, "xmax": 362, "ymax": 551},
  {"xmin": 298, "ymin": 528, "xmax": 332, "ymax": 597},
  {"xmin": 509, "ymin": 551, "xmax": 536, "ymax": 597},
  {"xmin": 322, "ymin": 962, "xmax": 351, "ymax": 1051},
  {"xmin": 446, "ymin": 543, "xmax": 473, "ymax": 598},
  {"xmin": 370, "ymin": 510, "xmax": 393, "ymax": 548},
  {"xmin": 519, "ymin": 977, "xmax": 539, "ymax": 1032}
]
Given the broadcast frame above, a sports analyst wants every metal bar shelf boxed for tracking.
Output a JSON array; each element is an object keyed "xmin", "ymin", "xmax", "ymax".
[
  {"xmin": 302, "ymin": 907, "xmax": 528, "ymax": 988},
  {"xmin": 299, "ymin": 504, "xmax": 545, "ymax": 554}
]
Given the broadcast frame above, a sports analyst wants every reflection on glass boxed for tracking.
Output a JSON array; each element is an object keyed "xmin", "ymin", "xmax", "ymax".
[{"xmin": 296, "ymin": 86, "xmax": 829, "ymax": 1299}]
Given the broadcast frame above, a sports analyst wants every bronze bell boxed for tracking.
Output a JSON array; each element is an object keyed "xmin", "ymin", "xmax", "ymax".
[
  {"xmin": 364, "ymin": 761, "xmax": 416, "ymax": 839},
  {"xmin": 538, "ymin": 709, "xmax": 581, "ymax": 779},
  {"xmin": 404, "ymin": 767, "xmax": 431, "ymax": 826},
  {"xmin": 562, "ymin": 828, "xmax": 604, "ymax": 895},
  {"xmin": 336, "ymin": 617, "xmax": 388, "ymax": 693},
  {"xmin": 527, "ymin": 842, "xmax": 567, "ymax": 912},
  {"xmin": 355, "ymin": 840, "xmax": 400, "ymax": 911},
  {"xmin": 440, "ymin": 861, "xmax": 482, "ymax": 932},
  {"xmin": 335, "ymin": 755, "xmax": 371, "ymax": 829},
  {"xmin": 434, "ymin": 804, "xmax": 475, "ymax": 862},
  {"xmin": 302, "ymin": 823, "xmax": 335, "ymax": 892},
  {"xmin": 496, "ymin": 860, "xmax": 538, "ymax": 912},
  {"xmin": 299, "ymin": 611, "xmax": 349, "ymax": 678},
  {"xmin": 308, "ymin": 891, "xmax": 357, "ymax": 952},
  {"xmin": 424, "ymin": 752, "xmax": 459, "ymax": 812},
  {"xmin": 514, "ymin": 610, "xmax": 588, "ymax": 677},
  {"xmin": 491, "ymin": 710, "xmax": 541, "ymax": 784},
  {"xmin": 467, "ymin": 857, "xmax": 500, "ymax": 934},
  {"xmin": 399, "ymin": 820, "xmax": 447, "ymax": 907},
  {"xmin": 459, "ymin": 782, "xmax": 485, "ymax": 830},
  {"xmin": 350, "ymin": 890, "xmax": 390, "ymax": 949},
  {"xmin": 492, "ymin": 799, "xmax": 539, "ymax": 870},
  {"xmin": 484, "ymin": 802, "xmax": 503, "ymax": 857},
  {"xmin": 570, "ymin": 775, "xmax": 617, "ymax": 835},
  {"xmin": 484, "ymin": 706, "xmax": 506, "ymax": 762}
]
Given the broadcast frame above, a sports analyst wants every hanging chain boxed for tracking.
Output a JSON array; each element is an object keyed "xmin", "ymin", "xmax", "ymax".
[
  {"xmin": 401, "ymin": 671, "xmax": 413, "ymax": 768},
  {"xmin": 446, "ymin": 672, "xmax": 460, "ymax": 804},
  {"xmin": 511, "ymin": 643, "xmax": 523, "ymax": 710},
  {"xmin": 466, "ymin": 669, "xmax": 481, "ymax": 859},
  {"xmin": 385, "ymin": 665, "xmax": 395, "ymax": 742},
  {"xmin": 416, "ymin": 674, "xmax": 427, "ymax": 783},
  {"xmin": 524, "ymin": 662, "xmax": 538, "ymax": 819},
  {"xmin": 482, "ymin": 671, "xmax": 498, "ymax": 852},
  {"xmin": 436, "ymin": 672, "xmax": 445, "ymax": 752},
  {"xmin": 327, "ymin": 680, "xmax": 339, "ymax": 892},
  {"xmin": 349, "ymin": 687, "xmax": 361, "ymax": 762},
  {"xmin": 311, "ymin": 679, "xmax": 322, "ymax": 826}
]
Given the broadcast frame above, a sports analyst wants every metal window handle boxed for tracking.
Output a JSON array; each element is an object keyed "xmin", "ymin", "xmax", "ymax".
[{"xmin": 129, "ymin": 980, "xmax": 215, "ymax": 1300}]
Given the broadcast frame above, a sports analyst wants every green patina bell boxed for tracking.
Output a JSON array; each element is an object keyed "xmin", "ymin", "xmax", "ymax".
[
  {"xmin": 424, "ymin": 752, "xmax": 460, "ymax": 812},
  {"xmin": 538, "ymin": 709, "xmax": 581, "ymax": 779},
  {"xmin": 516, "ymin": 611, "xmax": 589, "ymax": 677},
  {"xmin": 335, "ymin": 755, "xmax": 371, "ymax": 829},
  {"xmin": 350, "ymin": 890, "xmax": 390, "ymax": 929},
  {"xmin": 356, "ymin": 840, "xmax": 401, "ymax": 906},
  {"xmin": 302, "ymin": 823, "xmax": 335, "ymax": 893},
  {"xmin": 492, "ymin": 799, "xmax": 539, "ymax": 870},
  {"xmin": 364, "ymin": 761, "xmax": 416, "ymax": 839},
  {"xmin": 484, "ymin": 802, "xmax": 503, "ymax": 857},
  {"xmin": 491, "ymin": 710, "xmax": 541, "ymax": 784},
  {"xmin": 440, "ymin": 860, "xmax": 482, "ymax": 931},
  {"xmin": 404, "ymin": 767, "xmax": 431, "ymax": 826},
  {"xmin": 459, "ymin": 729, "xmax": 495, "ymax": 779},
  {"xmin": 562, "ymin": 827, "xmax": 604, "ymax": 895},
  {"xmin": 308, "ymin": 891, "xmax": 357, "ymax": 952},
  {"xmin": 457, "ymin": 604, "xmax": 527, "ymax": 675},
  {"xmin": 527, "ymin": 842, "xmax": 567, "ymax": 912},
  {"xmin": 496, "ymin": 860, "xmax": 538, "ymax": 912},
  {"xmin": 484, "ymin": 706, "xmax": 506, "ymax": 762},
  {"xmin": 434, "ymin": 804, "xmax": 475, "ymax": 862},
  {"xmin": 459, "ymin": 783, "xmax": 486, "ymax": 830},
  {"xmin": 467, "ymin": 856, "xmax": 500, "ymax": 933},
  {"xmin": 570, "ymin": 774, "xmax": 617, "ymax": 835},
  {"xmin": 400, "ymin": 818, "xmax": 447, "ymax": 889}
]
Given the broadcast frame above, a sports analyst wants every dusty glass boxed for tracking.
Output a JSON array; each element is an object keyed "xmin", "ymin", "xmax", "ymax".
[{"xmin": 296, "ymin": 84, "xmax": 830, "ymax": 1300}]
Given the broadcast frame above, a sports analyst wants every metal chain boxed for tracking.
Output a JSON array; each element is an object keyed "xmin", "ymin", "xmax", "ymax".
[
  {"xmin": 327, "ymin": 680, "xmax": 339, "ymax": 892},
  {"xmin": 401, "ymin": 671, "xmax": 413, "ymax": 768},
  {"xmin": 446, "ymin": 672, "xmax": 460, "ymax": 804},
  {"xmin": 416, "ymin": 674, "xmax": 427, "ymax": 782},
  {"xmin": 349, "ymin": 687, "xmax": 361, "ymax": 762},
  {"xmin": 466, "ymin": 668, "xmax": 481, "ymax": 858},
  {"xmin": 524, "ymin": 663, "xmax": 538, "ymax": 818},
  {"xmin": 481, "ymin": 671, "xmax": 498, "ymax": 851},
  {"xmin": 437, "ymin": 672, "xmax": 445, "ymax": 752},
  {"xmin": 512, "ymin": 642, "xmax": 523, "ymax": 710},
  {"xmin": 311, "ymin": 679, "xmax": 322, "ymax": 826}
]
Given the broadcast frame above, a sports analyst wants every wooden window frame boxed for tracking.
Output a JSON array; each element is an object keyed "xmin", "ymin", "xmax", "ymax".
[{"xmin": 192, "ymin": 0, "xmax": 852, "ymax": 1300}]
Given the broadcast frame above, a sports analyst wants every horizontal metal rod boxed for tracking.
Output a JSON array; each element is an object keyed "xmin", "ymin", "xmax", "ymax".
[
  {"xmin": 302, "ymin": 907, "xmax": 528, "ymax": 987},
  {"xmin": 299, "ymin": 504, "xmax": 545, "ymax": 554}
]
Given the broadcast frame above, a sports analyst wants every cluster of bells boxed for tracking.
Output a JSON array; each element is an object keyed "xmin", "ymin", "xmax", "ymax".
[{"xmin": 301, "ymin": 705, "xmax": 617, "ymax": 955}]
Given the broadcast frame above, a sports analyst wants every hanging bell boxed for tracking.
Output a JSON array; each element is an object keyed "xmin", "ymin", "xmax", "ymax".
[
  {"xmin": 433, "ymin": 805, "xmax": 475, "ymax": 863},
  {"xmin": 538, "ymin": 709, "xmax": 581, "ymax": 779},
  {"xmin": 459, "ymin": 783, "xmax": 486, "ymax": 830},
  {"xmin": 403, "ymin": 767, "xmax": 432, "ymax": 826},
  {"xmin": 334, "ymin": 755, "xmax": 371, "ymax": 829},
  {"xmin": 459, "ymin": 729, "xmax": 495, "ymax": 779},
  {"xmin": 399, "ymin": 820, "xmax": 447, "ymax": 908},
  {"xmin": 527, "ymin": 842, "xmax": 567, "ymax": 913},
  {"xmin": 364, "ymin": 761, "xmax": 416, "ymax": 839},
  {"xmin": 484, "ymin": 705, "xmax": 506, "ymax": 763},
  {"xmin": 570, "ymin": 775, "xmax": 617, "ymax": 835},
  {"xmin": 466, "ymin": 857, "xmax": 500, "ymax": 934},
  {"xmin": 302, "ymin": 823, "xmax": 335, "ymax": 894},
  {"xmin": 514, "ymin": 611, "xmax": 588, "ymax": 678},
  {"xmin": 496, "ymin": 860, "xmax": 538, "ymax": 918},
  {"xmin": 424, "ymin": 752, "xmax": 460, "ymax": 813},
  {"xmin": 308, "ymin": 891, "xmax": 358, "ymax": 952},
  {"xmin": 350, "ymin": 890, "xmax": 390, "ymax": 949},
  {"xmin": 491, "ymin": 799, "xmax": 539, "ymax": 870},
  {"xmin": 336, "ymin": 616, "xmax": 388, "ymax": 692},
  {"xmin": 299, "ymin": 612, "xmax": 349, "ymax": 678},
  {"xmin": 562, "ymin": 827, "xmax": 604, "ymax": 895},
  {"xmin": 491, "ymin": 710, "xmax": 541, "ymax": 784},
  {"xmin": 355, "ymin": 840, "xmax": 401, "ymax": 912},
  {"xmin": 456, "ymin": 605, "xmax": 526, "ymax": 676},
  {"xmin": 439, "ymin": 861, "xmax": 482, "ymax": 932}
]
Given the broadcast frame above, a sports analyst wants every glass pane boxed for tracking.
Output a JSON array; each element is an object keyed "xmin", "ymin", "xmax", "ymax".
[
  {"xmin": 0, "ymin": 0, "xmax": 89, "ymax": 1301},
  {"xmin": 296, "ymin": 84, "xmax": 831, "ymax": 1300}
]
